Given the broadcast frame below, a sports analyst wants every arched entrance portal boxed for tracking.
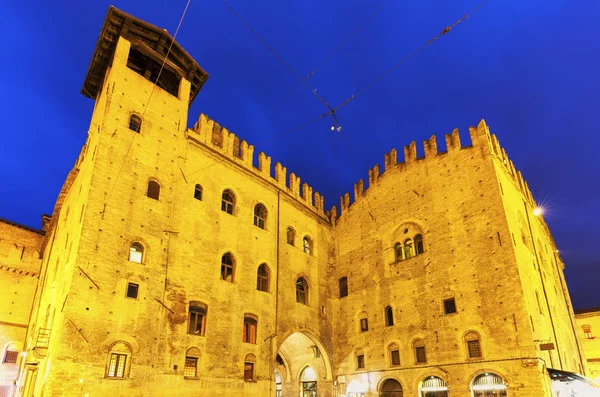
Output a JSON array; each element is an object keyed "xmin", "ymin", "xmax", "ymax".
[{"xmin": 276, "ymin": 331, "xmax": 332, "ymax": 397}]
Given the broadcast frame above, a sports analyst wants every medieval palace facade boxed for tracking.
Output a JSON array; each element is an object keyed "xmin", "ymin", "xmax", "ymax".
[{"xmin": 0, "ymin": 6, "xmax": 596, "ymax": 397}]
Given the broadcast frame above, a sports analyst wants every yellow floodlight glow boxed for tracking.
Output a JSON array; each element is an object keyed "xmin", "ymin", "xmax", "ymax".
[{"xmin": 533, "ymin": 207, "xmax": 544, "ymax": 216}]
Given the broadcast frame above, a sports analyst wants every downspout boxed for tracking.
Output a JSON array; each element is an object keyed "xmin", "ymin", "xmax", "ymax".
[
  {"xmin": 271, "ymin": 190, "xmax": 281, "ymax": 397},
  {"xmin": 524, "ymin": 200, "xmax": 563, "ymax": 369}
]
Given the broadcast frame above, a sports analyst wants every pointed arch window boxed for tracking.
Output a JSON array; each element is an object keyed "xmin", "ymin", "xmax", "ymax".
[
  {"xmin": 188, "ymin": 301, "xmax": 207, "ymax": 336},
  {"xmin": 465, "ymin": 331, "xmax": 482, "ymax": 359},
  {"xmin": 388, "ymin": 343, "xmax": 400, "ymax": 367},
  {"xmin": 221, "ymin": 189, "xmax": 235, "ymax": 214},
  {"xmin": 147, "ymin": 180, "xmax": 160, "ymax": 200},
  {"xmin": 129, "ymin": 114, "xmax": 141, "ymax": 133},
  {"xmin": 303, "ymin": 236, "xmax": 313, "ymax": 255},
  {"xmin": 254, "ymin": 204, "xmax": 267, "ymax": 229},
  {"xmin": 385, "ymin": 306, "xmax": 394, "ymax": 326},
  {"xmin": 403, "ymin": 239, "xmax": 413, "ymax": 259},
  {"xmin": 257, "ymin": 264, "xmax": 269, "ymax": 292},
  {"xmin": 394, "ymin": 242, "xmax": 402, "ymax": 261},
  {"xmin": 194, "ymin": 184, "xmax": 203, "ymax": 201},
  {"xmin": 296, "ymin": 277, "xmax": 308, "ymax": 305},
  {"xmin": 221, "ymin": 253, "xmax": 235, "ymax": 282},
  {"xmin": 129, "ymin": 242, "xmax": 144, "ymax": 263},
  {"xmin": 414, "ymin": 234, "xmax": 424, "ymax": 255},
  {"xmin": 300, "ymin": 367, "xmax": 318, "ymax": 395},
  {"xmin": 339, "ymin": 277, "xmax": 348, "ymax": 298},
  {"xmin": 413, "ymin": 339, "xmax": 426, "ymax": 364},
  {"xmin": 287, "ymin": 226, "xmax": 295, "ymax": 246}
]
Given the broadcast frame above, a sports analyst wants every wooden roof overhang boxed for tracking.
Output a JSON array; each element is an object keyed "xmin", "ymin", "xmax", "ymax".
[{"xmin": 81, "ymin": 6, "xmax": 209, "ymax": 104}]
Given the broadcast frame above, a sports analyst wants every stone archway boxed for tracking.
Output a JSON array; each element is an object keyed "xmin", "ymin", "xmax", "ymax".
[{"xmin": 275, "ymin": 331, "xmax": 333, "ymax": 397}]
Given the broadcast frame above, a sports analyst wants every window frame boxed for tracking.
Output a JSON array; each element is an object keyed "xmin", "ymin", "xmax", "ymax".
[
  {"xmin": 465, "ymin": 331, "xmax": 483, "ymax": 359},
  {"xmin": 221, "ymin": 253, "xmax": 235, "ymax": 282},
  {"xmin": 3, "ymin": 350, "xmax": 18, "ymax": 364},
  {"xmin": 339, "ymin": 277, "xmax": 348, "ymax": 298},
  {"xmin": 244, "ymin": 353, "xmax": 256, "ymax": 382},
  {"xmin": 243, "ymin": 315, "xmax": 258, "ymax": 344},
  {"xmin": 221, "ymin": 189, "xmax": 235, "ymax": 215},
  {"xmin": 287, "ymin": 227, "xmax": 295, "ymax": 246},
  {"xmin": 105, "ymin": 342, "xmax": 132, "ymax": 379},
  {"xmin": 188, "ymin": 302, "xmax": 207, "ymax": 336},
  {"xmin": 414, "ymin": 234, "xmax": 424, "ymax": 255},
  {"xmin": 582, "ymin": 324, "xmax": 593, "ymax": 339},
  {"xmin": 128, "ymin": 114, "xmax": 142, "ymax": 133},
  {"xmin": 296, "ymin": 277, "xmax": 308, "ymax": 305},
  {"xmin": 256, "ymin": 264, "xmax": 269, "ymax": 292},
  {"xmin": 360, "ymin": 318, "xmax": 369, "ymax": 333},
  {"xmin": 126, "ymin": 282, "xmax": 139, "ymax": 299},
  {"xmin": 443, "ymin": 298, "xmax": 457, "ymax": 315},
  {"xmin": 128, "ymin": 242, "xmax": 144, "ymax": 264},
  {"xmin": 385, "ymin": 306, "xmax": 394, "ymax": 326},
  {"xmin": 194, "ymin": 184, "xmax": 203, "ymax": 201},
  {"xmin": 253, "ymin": 204, "xmax": 267, "ymax": 229},
  {"xmin": 184, "ymin": 356, "xmax": 199, "ymax": 378},
  {"xmin": 303, "ymin": 236, "xmax": 313, "ymax": 255},
  {"xmin": 356, "ymin": 350, "xmax": 365, "ymax": 370},
  {"xmin": 414, "ymin": 340, "xmax": 426, "ymax": 364}
]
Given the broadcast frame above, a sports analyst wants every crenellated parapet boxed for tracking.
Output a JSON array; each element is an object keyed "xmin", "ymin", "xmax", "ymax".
[
  {"xmin": 187, "ymin": 113, "xmax": 326, "ymax": 219},
  {"xmin": 328, "ymin": 119, "xmax": 540, "ymax": 219}
]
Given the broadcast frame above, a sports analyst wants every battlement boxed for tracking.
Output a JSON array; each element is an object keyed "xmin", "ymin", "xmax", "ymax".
[
  {"xmin": 330, "ymin": 120, "xmax": 540, "ymax": 221},
  {"xmin": 187, "ymin": 114, "xmax": 326, "ymax": 218}
]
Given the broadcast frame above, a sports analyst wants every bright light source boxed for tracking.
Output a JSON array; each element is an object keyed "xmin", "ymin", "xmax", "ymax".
[
  {"xmin": 533, "ymin": 207, "xmax": 543, "ymax": 216},
  {"xmin": 20, "ymin": 352, "xmax": 27, "ymax": 357}
]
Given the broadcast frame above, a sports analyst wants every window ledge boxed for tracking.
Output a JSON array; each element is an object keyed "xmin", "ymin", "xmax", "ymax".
[
  {"xmin": 184, "ymin": 376, "xmax": 200, "ymax": 380},
  {"xmin": 391, "ymin": 253, "xmax": 425, "ymax": 265}
]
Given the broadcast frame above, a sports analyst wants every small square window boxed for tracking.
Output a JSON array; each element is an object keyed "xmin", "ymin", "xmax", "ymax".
[
  {"xmin": 126, "ymin": 283, "xmax": 139, "ymax": 299},
  {"xmin": 443, "ymin": 298, "xmax": 456, "ymax": 314},
  {"xmin": 360, "ymin": 318, "xmax": 369, "ymax": 332}
]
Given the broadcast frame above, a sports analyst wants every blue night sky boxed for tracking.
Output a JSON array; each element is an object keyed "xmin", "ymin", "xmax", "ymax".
[{"xmin": 0, "ymin": 0, "xmax": 598, "ymax": 308}]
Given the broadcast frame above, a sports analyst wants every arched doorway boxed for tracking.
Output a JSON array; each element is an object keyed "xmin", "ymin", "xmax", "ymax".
[
  {"xmin": 300, "ymin": 366, "xmax": 318, "ymax": 397},
  {"xmin": 380, "ymin": 378, "xmax": 403, "ymax": 397},
  {"xmin": 420, "ymin": 376, "xmax": 448, "ymax": 397},
  {"xmin": 276, "ymin": 331, "xmax": 331, "ymax": 397},
  {"xmin": 471, "ymin": 373, "xmax": 507, "ymax": 397}
]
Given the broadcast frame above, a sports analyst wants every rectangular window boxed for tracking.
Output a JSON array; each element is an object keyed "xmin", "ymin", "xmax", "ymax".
[
  {"xmin": 339, "ymin": 277, "xmax": 348, "ymax": 298},
  {"xmin": 357, "ymin": 354, "xmax": 365, "ymax": 369},
  {"xmin": 184, "ymin": 357, "xmax": 198, "ymax": 378},
  {"xmin": 243, "ymin": 319, "xmax": 257, "ymax": 344},
  {"xmin": 390, "ymin": 350, "xmax": 400, "ymax": 366},
  {"xmin": 415, "ymin": 347, "xmax": 426, "ymax": 364},
  {"xmin": 467, "ymin": 340, "xmax": 482, "ymax": 358},
  {"xmin": 107, "ymin": 353, "xmax": 127, "ymax": 378},
  {"xmin": 126, "ymin": 283, "xmax": 139, "ymax": 299},
  {"xmin": 188, "ymin": 311, "xmax": 206, "ymax": 336},
  {"xmin": 3, "ymin": 350, "xmax": 18, "ymax": 364},
  {"xmin": 583, "ymin": 325, "xmax": 593, "ymax": 339},
  {"xmin": 244, "ymin": 362, "xmax": 254, "ymax": 381},
  {"xmin": 443, "ymin": 298, "xmax": 457, "ymax": 314},
  {"xmin": 360, "ymin": 318, "xmax": 369, "ymax": 332}
]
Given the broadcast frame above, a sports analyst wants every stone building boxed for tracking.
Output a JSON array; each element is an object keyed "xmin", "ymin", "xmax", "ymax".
[
  {"xmin": 1, "ymin": 6, "xmax": 596, "ymax": 397},
  {"xmin": 575, "ymin": 308, "xmax": 600, "ymax": 382}
]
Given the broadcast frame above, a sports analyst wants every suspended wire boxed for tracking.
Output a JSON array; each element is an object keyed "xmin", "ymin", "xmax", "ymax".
[
  {"xmin": 330, "ymin": 0, "xmax": 490, "ymax": 113},
  {"xmin": 106, "ymin": 0, "xmax": 192, "ymax": 205},
  {"xmin": 218, "ymin": 0, "xmax": 335, "ymax": 114}
]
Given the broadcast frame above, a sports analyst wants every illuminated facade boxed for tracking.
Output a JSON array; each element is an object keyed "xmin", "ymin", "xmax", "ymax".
[
  {"xmin": 575, "ymin": 308, "xmax": 600, "ymax": 382},
  {"xmin": 0, "ymin": 6, "xmax": 596, "ymax": 397}
]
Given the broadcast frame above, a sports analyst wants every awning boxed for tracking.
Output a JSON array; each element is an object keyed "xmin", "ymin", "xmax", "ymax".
[{"xmin": 547, "ymin": 368, "xmax": 600, "ymax": 389}]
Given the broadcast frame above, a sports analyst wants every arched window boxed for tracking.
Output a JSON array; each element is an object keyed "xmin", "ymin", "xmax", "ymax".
[
  {"xmin": 394, "ymin": 242, "xmax": 403, "ymax": 261},
  {"xmin": 303, "ymin": 236, "xmax": 313, "ymax": 255},
  {"xmin": 380, "ymin": 378, "xmax": 403, "ymax": 397},
  {"xmin": 2, "ymin": 344, "xmax": 18, "ymax": 364},
  {"xmin": 129, "ymin": 114, "xmax": 141, "ymax": 133},
  {"xmin": 129, "ymin": 242, "xmax": 144, "ymax": 263},
  {"xmin": 106, "ymin": 341, "xmax": 132, "ymax": 379},
  {"xmin": 356, "ymin": 348, "xmax": 365, "ymax": 369},
  {"xmin": 257, "ymin": 264, "xmax": 269, "ymax": 292},
  {"xmin": 339, "ymin": 277, "xmax": 348, "ymax": 298},
  {"xmin": 184, "ymin": 347, "xmax": 201, "ymax": 378},
  {"xmin": 254, "ymin": 204, "xmax": 267, "ymax": 229},
  {"xmin": 413, "ymin": 339, "xmax": 426, "ymax": 364},
  {"xmin": 300, "ymin": 367, "xmax": 318, "ymax": 396},
  {"xmin": 471, "ymin": 373, "xmax": 507, "ymax": 397},
  {"xmin": 385, "ymin": 306, "xmax": 394, "ymax": 326},
  {"xmin": 188, "ymin": 301, "xmax": 207, "ymax": 336},
  {"xmin": 147, "ymin": 180, "xmax": 160, "ymax": 200},
  {"xmin": 465, "ymin": 331, "xmax": 482, "ymax": 359},
  {"xmin": 403, "ymin": 238, "xmax": 413, "ymax": 259},
  {"xmin": 287, "ymin": 226, "xmax": 295, "ymax": 246},
  {"xmin": 296, "ymin": 277, "xmax": 308, "ymax": 305},
  {"xmin": 221, "ymin": 253, "xmax": 234, "ymax": 282},
  {"xmin": 221, "ymin": 189, "xmax": 235, "ymax": 214},
  {"xmin": 414, "ymin": 234, "xmax": 424, "ymax": 255},
  {"xmin": 243, "ymin": 314, "xmax": 258, "ymax": 344},
  {"xmin": 420, "ymin": 376, "xmax": 448, "ymax": 397},
  {"xmin": 244, "ymin": 353, "xmax": 256, "ymax": 381},
  {"xmin": 194, "ymin": 184, "xmax": 203, "ymax": 201},
  {"xmin": 388, "ymin": 343, "xmax": 400, "ymax": 367}
]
